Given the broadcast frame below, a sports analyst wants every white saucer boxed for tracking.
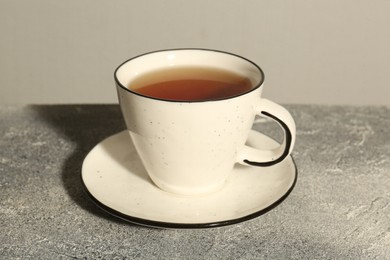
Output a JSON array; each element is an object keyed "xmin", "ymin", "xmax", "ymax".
[{"xmin": 81, "ymin": 130, "xmax": 297, "ymax": 229}]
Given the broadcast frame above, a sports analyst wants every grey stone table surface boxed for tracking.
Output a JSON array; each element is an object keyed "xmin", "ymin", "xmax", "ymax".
[{"xmin": 0, "ymin": 104, "xmax": 389, "ymax": 259}]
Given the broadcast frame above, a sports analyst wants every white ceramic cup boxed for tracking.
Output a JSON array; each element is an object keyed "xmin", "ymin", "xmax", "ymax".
[{"xmin": 115, "ymin": 49, "xmax": 296, "ymax": 196}]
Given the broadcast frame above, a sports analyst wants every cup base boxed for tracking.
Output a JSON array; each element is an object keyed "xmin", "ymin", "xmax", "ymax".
[{"xmin": 150, "ymin": 176, "xmax": 228, "ymax": 197}]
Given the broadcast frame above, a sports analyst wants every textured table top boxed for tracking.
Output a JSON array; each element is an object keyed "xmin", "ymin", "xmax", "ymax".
[{"xmin": 1, "ymin": 105, "xmax": 389, "ymax": 259}]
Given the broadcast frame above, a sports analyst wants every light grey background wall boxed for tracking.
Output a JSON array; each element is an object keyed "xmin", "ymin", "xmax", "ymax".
[{"xmin": 1, "ymin": 0, "xmax": 389, "ymax": 105}]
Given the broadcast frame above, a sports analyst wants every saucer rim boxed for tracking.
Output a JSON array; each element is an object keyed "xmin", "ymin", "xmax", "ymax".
[
  {"xmin": 81, "ymin": 137, "xmax": 298, "ymax": 229},
  {"xmin": 82, "ymin": 163, "xmax": 297, "ymax": 229}
]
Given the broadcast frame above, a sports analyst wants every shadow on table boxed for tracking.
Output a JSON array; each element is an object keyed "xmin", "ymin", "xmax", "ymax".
[
  {"xmin": 29, "ymin": 104, "xmax": 288, "ymax": 228},
  {"xmin": 31, "ymin": 104, "xmax": 132, "ymax": 224}
]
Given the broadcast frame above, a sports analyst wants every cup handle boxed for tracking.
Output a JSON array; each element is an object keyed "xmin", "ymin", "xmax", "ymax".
[{"xmin": 237, "ymin": 98, "xmax": 296, "ymax": 167}]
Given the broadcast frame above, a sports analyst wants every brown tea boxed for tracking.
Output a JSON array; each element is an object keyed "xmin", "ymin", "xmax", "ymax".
[{"xmin": 129, "ymin": 67, "xmax": 253, "ymax": 101}]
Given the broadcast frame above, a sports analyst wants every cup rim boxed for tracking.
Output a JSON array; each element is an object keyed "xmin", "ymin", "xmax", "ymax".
[{"xmin": 114, "ymin": 48, "xmax": 265, "ymax": 103}]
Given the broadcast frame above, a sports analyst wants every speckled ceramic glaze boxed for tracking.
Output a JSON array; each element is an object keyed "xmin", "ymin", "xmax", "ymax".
[
  {"xmin": 81, "ymin": 130, "xmax": 297, "ymax": 228},
  {"xmin": 115, "ymin": 49, "xmax": 296, "ymax": 195}
]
